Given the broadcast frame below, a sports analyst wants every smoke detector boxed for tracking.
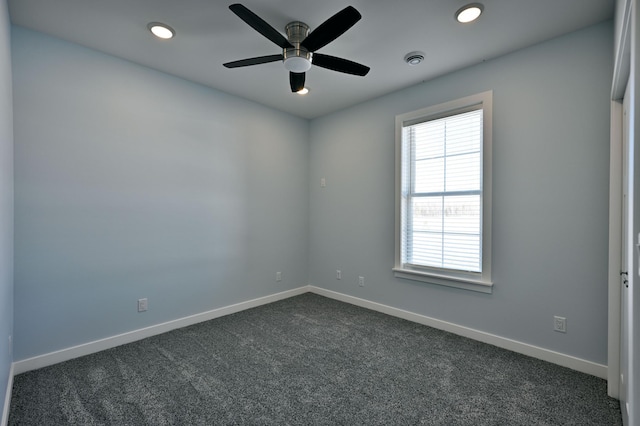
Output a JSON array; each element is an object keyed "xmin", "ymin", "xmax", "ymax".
[{"xmin": 404, "ymin": 52, "xmax": 425, "ymax": 66}]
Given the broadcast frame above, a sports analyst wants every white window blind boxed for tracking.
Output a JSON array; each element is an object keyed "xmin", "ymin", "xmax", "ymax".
[{"xmin": 402, "ymin": 108, "xmax": 483, "ymax": 272}]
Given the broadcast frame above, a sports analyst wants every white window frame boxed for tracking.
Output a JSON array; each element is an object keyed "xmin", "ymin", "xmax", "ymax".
[{"xmin": 394, "ymin": 91, "xmax": 493, "ymax": 293}]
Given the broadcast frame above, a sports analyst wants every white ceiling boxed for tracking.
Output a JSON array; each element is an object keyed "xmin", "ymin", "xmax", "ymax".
[{"xmin": 8, "ymin": 0, "xmax": 614, "ymax": 119}]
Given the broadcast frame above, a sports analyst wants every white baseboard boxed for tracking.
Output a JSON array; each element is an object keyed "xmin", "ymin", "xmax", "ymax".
[
  {"xmin": 13, "ymin": 286, "xmax": 310, "ymax": 375},
  {"xmin": 309, "ymin": 286, "xmax": 608, "ymax": 379},
  {"xmin": 12, "ymin": 284, "xmax": 607, "ymax": 381},
  {"xmin": 1, "ymin": 363, "xmax": 14, "ymax": 426}
]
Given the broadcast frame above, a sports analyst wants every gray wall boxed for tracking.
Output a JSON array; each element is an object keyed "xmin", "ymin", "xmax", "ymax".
[
  {"xmin": 10, "ymin": 20, "xmax": 614, "ymax": 368},
  {"xmin": 11, "ymin": 27, "xmax": 309, "ymax": 360},
  {"xmin": 0, "ymin": 0, "xmax": 14, "ymax": 410},
  {"xmin": 309, "ymin": 22, "xmax": 613, "ymax": 364}
]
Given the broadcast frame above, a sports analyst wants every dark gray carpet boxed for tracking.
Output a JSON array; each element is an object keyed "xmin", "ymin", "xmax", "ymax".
[{"xmin": 9, "ymin": 293, "xmax": 621, "ymax": 425}]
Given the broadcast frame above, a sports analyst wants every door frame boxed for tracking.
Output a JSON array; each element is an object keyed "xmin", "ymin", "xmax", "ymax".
[
  {"xmin": 609, "ymin": 99, "xmax": 623, "ymax": 400},
  {"xmin": 610, "ymin": 3, "xmax": 637, "ymax": 426},
  {"xmin": 609, "ymin": 0, "xmax": 632, "ymax": 401}
]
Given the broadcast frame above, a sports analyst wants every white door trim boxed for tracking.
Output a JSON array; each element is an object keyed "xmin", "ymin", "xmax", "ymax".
[
  {"xmin": 610, "ymin": 0, "xmax": 633, "ymax": 401},
  {"xmin": 609, "ymin": 99, "xmax": 623, "ymax": 399}
]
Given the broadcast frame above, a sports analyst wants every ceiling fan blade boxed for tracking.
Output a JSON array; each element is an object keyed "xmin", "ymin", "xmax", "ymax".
[
  {"xmin": 229, "ymin": 4, "xmax": 293, "ymax": 49},
  {"xmin": 313, "ymin": 54, "xmax": 370, "ymax": 76},
  {"xmin": 301, "ymin": 6, "xmax": 361, "ymax": 52},
  {"xmin": 290, "ymin": 72, "xmax": 306, "ymax": 92},
  {"xmin": 223, "ymin": 54, "xmax": 283, "ymax": 68}
]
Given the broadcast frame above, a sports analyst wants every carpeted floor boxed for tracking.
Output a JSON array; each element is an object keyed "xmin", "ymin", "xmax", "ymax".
[{"xmin": 9, "ymin": 293, "xmax": 622, "ymax": 425}]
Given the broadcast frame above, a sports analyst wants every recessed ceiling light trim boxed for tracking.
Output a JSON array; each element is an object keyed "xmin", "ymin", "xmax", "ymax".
[
  {"xmin": 455, "ymin": 3, "xmax": 484, "ymax": 23},
  {"xmin": 147, "ymin": 22, "xmax": 175, "ymax": 39}
]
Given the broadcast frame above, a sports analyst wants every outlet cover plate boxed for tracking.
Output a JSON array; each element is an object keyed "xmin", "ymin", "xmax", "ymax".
[
  {"xmin": 138, "ymin": 298, "xmax": 148, "ymax": 312},
  {"xmin": 553, "ymin": 316, "xmax": 566, "ymax": 333}
]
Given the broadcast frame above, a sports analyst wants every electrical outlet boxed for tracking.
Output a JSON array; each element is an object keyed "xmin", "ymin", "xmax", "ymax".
[
  {"xmin": 276, "ymin": 271, "xmax": 282, "ymax": 282},
  {"xmin": 138, "ymin": 298, "xmax": 148, "ymax": 312},
  {"xmin": 358, "ymin": 276, "xmax": 364, "ymax": 287},
  {"xmin": 553, "ymin": 316, "xmax": 566, "ymax": 333},
  {"xmin": 320, "ymin": 178, "xmax": 326, "ymax": 187},
  {"xmin": 337, "ymin": 270, "xmax": 342, "ymax": 280}
]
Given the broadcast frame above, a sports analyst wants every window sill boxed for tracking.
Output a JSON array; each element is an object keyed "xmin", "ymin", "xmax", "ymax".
[{"xmin": 393, "ymin": 267, "xmax": 493, "ymax": 294}]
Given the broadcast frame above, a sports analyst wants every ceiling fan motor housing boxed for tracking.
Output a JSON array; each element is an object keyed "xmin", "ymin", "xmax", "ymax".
[{"xmin": 284, "ymin": 21, "xmax": 312, "ymax": 73}]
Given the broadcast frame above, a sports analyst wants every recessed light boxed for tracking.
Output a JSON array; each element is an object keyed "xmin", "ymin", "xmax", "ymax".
[
  {"xmin": 455, "ymin": 3, "xmax": 484, "ymax": 23},
  {"xmin": 404, "ymin": 52, "xmax": 425, "ymax": 66},
  {"xmin": 297, "ymin": 87, "xmax": 310, "ymax": 95},
  {"xmin": 148, "ymin": 22, "xmax": 175, "ymax": 39}
]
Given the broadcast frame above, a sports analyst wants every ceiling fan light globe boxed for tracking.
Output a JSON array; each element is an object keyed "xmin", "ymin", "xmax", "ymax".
[{"xmin": 284, "ymin": 56, "xmax": 312, "ymax": 73}]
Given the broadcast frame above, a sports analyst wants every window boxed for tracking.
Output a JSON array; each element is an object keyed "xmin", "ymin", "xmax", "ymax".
[{"xmin": 394, "ymin": 91, "xmax": 492, "ymax": 293}]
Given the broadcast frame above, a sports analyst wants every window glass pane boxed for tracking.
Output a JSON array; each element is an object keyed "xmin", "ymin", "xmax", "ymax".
[
  {"xmin": 445, "ymin": 110, "xmax": 482, "ymax": 156},
  {"xmin": 445, "ymin": 152, "xmax": 480, "ymax": 192},
  {"xmin": 443, "ymin": 195, "xmax": 480, "ymax": 235},
  {"xmin": 412, "ymin": 121, "xmax": 444, "ymax": 160},
  {"xmin": 414, "ymin": 158, "xmax": 444, "ymax": 193},
  {"xmin": 402, "ymin": 106, "xmax": 483, "ymax": 273},
  {"xmin": 411, "ymin": 197, "xmax": 443, "ymax": 232},
  {"xmin": 443, "ymin": 233, "xmax": 480, "ymax": 272},
  {"xmin": 408, "ymin": 231, "xmax": 442, "ymax": 267},
  {"xmin": 408, "ymin": 195, "xmax": 481, "ymax": 271}
]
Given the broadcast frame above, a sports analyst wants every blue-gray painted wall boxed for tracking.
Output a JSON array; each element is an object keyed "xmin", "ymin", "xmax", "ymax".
[
  {"xmin": 0, "ymin": 0, "xmax": 14, "ymax": 413},
  {"xmin": 10, "ymin": 20, "xmax": 613, "ymax": 368},
  {"xmin": 309, "ymin": 21, "xmax": 613, "ymax": 364},
  {"xmin": 11, "ymin": 27, "xmax": 309, "ymax": 360}
]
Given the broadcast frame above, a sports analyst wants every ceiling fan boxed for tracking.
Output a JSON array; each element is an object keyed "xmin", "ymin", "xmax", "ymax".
[{"xmin": 223, "ymin": 4, "xmax": 370, "ymax": 93}]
